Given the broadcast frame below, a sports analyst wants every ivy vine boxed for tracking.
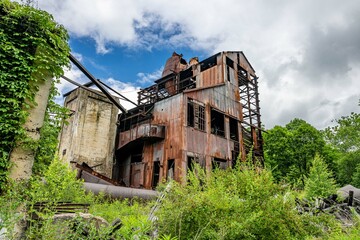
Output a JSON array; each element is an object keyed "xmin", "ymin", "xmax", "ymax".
[{"xmin": 0, "ymin": 0, "xmax": 70, "ymax": 189}]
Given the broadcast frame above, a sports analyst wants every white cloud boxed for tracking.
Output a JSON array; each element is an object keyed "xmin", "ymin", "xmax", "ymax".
[
  {"xmin": 39, "ymin": 0, "xmax": 360, "ymax": 128},
  {"xmin": 136, "ymin": 67, "xmax": 163, "ymax": 85},
  {"xmin": 57, "ymin": 64, "xmax": 140, "ymax": 110},
  {"xmin": 102, "ymin": 78, "xmax": 140, "ymax": 110},
  {"xmin": 55, "ymin": 64, "xmax": 88, "ymax": 104}
]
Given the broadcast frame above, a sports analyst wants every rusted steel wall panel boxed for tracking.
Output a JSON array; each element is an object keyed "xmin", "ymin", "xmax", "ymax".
[
  {"xmin": 186, "ymin": 129, "xmax": 234, "ymax": 160},
  {"xmin": 238, "ymin": 52, "xmax": 256, "ymax": 77},
  {"xmin": 198, "ymin": 65, "xmax": 223, "ymax": 88},
  {"xmin": 185, "ymin": 129, "xmax": 207, "ymax": 154},
  {"xmin": 142, "ymin": 142, "xmax": 153, "ymax": 188},
  {"xmin": 142, "ymin": 141, "xmax": 165, "ymax": 188},
  {"xmin": 151, "ymin": 94, "xmax": 185, "ymax": 185},
  {"xmin": 153, "ymin": 141, "xmax": 164, "ymax": 181},
  {"xmin": 130, "ymin": 162, "xmax": 144, "ymax": 188},
  {"xmin": 119, "ymin": 155, "xmax": 131, "ymax": 186},
  {"xmin": 162, "ymin": 52, "xmax": 187, "ymax": 77},
  {"xmin": 118, "ymin": 123, "xmax": 165, "ymax": 149},
  {"xmin": 185, "ymin": 86, "xmax": 242, "ymax": 121}
]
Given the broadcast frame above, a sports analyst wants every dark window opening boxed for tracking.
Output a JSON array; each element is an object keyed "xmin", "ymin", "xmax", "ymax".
[
  {"xmin": 179, "ymin": 68, "xmax": 195, "ymax": 91},
  {"xmin": 211, "ymin": 108, "xmax": 225, "ymax": 137},
  {"xmin": 152, "ymin": 161, "xmax": 160, "ymax": 188},
  {"xmin": 187, "ymin": 101, "xmax": 194, "ymax": 127},
  {"xmin": 180, "ymin": 68, "xmax": 193, "ymax": 79},
  {"xmin": 238, "ymin": 66, "xmax": 248, "ymax": 86},
  {"xmin": 187, "ymin": 99, "xmax": 205, "ymax": 131},
  {"xmin": 131, "ymin": 153, "xmax": 142, "ymax": 163},
  {"xmin": 229, "ymin": 117, "xmax": 239, "ymax": 141},
  {"xmin": 180, "ymin": 58, "xmax": 187, "ymax": 65},
  {"xmin": 167, "ymin": 159, "xmax": 175, "ymax": 180},
  {"xmin": 200, "ymin": 54, "xmax": 218, "ymax": 72},
  {"xmin": 226, "ymin": 57, "xmax": 235, "ymax": 82},
  {"xmin": 226, "ymin": 57, "xmax": 234, "ymax": 69},
  {"xmin": 212, "ymin": 158, "xmax": 227, "ymax": 170},
  {"xmin": 227, "ymin": 66, "xmax": 230, "ymax": 82}
]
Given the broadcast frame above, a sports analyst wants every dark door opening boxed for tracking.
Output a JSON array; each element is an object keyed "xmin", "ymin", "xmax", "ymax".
[
  {"xmin": 167, "ymin": 159, "xmax": 175, "ymax": 180},
  {"xmin": 152, "ymin": 161, "xmax": 160, "ymax": 189}
]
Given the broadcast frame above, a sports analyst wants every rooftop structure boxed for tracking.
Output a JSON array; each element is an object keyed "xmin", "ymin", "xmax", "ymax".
[{"xmin": 113, "ymin": 51, "xmax": 264, "ymax": 189}]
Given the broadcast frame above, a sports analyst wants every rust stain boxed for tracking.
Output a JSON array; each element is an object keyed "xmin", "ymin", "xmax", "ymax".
[{"xmin": 114, "ymin": 51, "xmax": 264, "ymax": 189}]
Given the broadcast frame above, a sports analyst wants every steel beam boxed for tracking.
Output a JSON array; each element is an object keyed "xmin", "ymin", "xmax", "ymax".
[{"xmin": 69, "ymin": 53, "xmax": 127, "ymax": 113}]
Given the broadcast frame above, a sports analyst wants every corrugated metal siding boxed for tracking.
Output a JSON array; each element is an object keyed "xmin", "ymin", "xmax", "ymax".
[{"xmin": 116, "ymin": 51, "xmax": 263, "ymax": 188}]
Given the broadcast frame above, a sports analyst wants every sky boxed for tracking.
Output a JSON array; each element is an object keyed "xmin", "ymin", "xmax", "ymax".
[{"xmin": 35, "ymin": 0, "xmax": 360, "ymax": 129}]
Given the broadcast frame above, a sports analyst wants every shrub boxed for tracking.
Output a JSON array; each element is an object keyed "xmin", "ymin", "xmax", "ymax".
[
  {"xmin": 156, "ymin": 162, "xmax": 332, "ymax": 239},
  {"xmin": 29, "ymin": 157, "xmax": 89, "ymax": 204},
  {"xmin": 304, "ymin": 154, "xmax": 338, "ymax": 200},
  {"xmin": 89, "ymin": 197, "xmax": 151, "ymax": 239}
]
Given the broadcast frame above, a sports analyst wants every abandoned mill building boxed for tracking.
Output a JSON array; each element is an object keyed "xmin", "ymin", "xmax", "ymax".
[{"xmin": 58, "ymin": 51, "xmax": 264, "ymax": 190}]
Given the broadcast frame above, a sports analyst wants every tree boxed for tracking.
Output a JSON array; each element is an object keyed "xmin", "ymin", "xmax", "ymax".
[
  {"xmin": 264, "ymin": 119, "xmax": 329, "ymax": 188},
  {"xmin": 263, "ymin": 125, "xmax": 292, "ymax": 180},
  {"xmin": 323, "ymin": 108, "xmax": 360, "ymax": 186},
  {"xmin": 323, "ymin": 112, "xmax": 360, "ymax": 152},
  {"xmin": 336, "ymin": 150, "xmax": 360, "ymax": 186},
  {"xmin": 304, "ymin": 155, "xmax": 337, "ymax": 199},
  {"xmin": 352, "ymin": 163, "xmax": 360, "ymax": 188}
]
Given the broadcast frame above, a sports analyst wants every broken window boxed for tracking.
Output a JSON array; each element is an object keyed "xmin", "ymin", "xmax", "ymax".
[
  {"xmin": 212, "ymin": 157, "xmax": 227, "ymax": 170},
  {"xmin": 200, "ymin": 54, "xmax": 218, "ymax": 72},
  {"xmin": 211, "ymin": 108, "xmax": 225, "ymax": 137},
  {"xmin": 167, "ymin": 159, "xmax": 175, "ymax": 180},
  {"xmin": 229, "ymin": 117, "xmax": 239, "ymax": 141},
  {"xmin": 187, "ymin": 98, "xmax": 205, "ymax": 131}
]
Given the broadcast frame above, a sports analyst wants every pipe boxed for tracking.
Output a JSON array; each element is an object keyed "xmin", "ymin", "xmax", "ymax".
[
  {"xmin": 83, "ymin": 182, "xmax": 158, "ymax": 200},
  {"xmin": 69, "ymin": 53, "xmax": 127, "ymax": 113}
]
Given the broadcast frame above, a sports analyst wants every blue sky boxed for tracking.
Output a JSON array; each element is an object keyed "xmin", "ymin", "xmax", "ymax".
[
  {"xmin": 36, "ymin": 0, "xmax": 360, "ymax": 129},
  {"xmin": 69, "ymin": 36, "xmax": 204, "ymax": 87}
]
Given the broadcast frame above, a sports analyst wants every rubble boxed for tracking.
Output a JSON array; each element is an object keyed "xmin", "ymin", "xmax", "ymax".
[{"xmin": 296, "ymin": 185, "xmax": 360, "ymax": 226}]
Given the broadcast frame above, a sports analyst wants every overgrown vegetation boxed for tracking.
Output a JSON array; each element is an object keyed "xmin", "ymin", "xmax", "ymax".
[
  {"xmin": 2, "ymin": 158, "xmax": 359, "ymax": 240},
  {"xmin": 1, "ymin": 0, "xmax": 360, "ymax": 239},
  {"xmin": 304, "ymin": 154, "xmax": 338, "ymax": 199},
  {"xmin": 156, "ymin": 162, "xmax": 343, "ymax": 240},
  {"xmin": 0, "ymin": 0, "xmax": 69, "ymax": 189},
  {"xmin": 0, "ymin": 160, "xmax": 151, "ymax": 239}
]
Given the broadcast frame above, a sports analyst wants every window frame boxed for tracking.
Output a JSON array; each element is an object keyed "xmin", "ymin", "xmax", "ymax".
[{"xmin": 187, "ymin": 98, "xmax": 206, "ymax": 132}]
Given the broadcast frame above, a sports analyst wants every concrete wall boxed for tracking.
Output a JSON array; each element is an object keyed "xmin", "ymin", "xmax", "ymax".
[{"xmin": 58, "ymin": 88, "xmax": 119, "ymax": 177}]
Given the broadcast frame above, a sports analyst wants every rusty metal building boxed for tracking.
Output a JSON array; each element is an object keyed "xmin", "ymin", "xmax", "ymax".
[{"xmin": 113, "ymin": 51, "xmax": 263, "ymax": 189}]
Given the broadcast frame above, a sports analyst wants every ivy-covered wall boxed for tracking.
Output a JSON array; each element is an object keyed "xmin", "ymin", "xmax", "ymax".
[{"xmin": 0, "ymin": 0, "xmax": 70, "ymax": 189}]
